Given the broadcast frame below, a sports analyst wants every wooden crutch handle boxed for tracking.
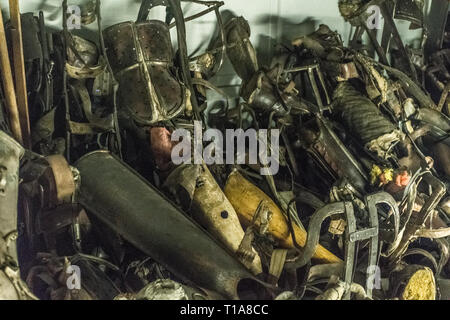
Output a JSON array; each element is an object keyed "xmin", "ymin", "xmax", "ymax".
[
  {"xmin": 9, "ymin": 0, "xmax": 31, "ymax": 148},
  {"xmin": 0, "ymin": 8, "xmax": 22, "ymax": 144}
]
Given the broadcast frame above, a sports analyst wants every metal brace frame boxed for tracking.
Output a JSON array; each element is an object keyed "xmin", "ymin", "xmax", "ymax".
[
  {"xmin": 62, "ymin": 0, "xmax": 123, "ymax": 161},
  {"xmin": 283, "ymin": 64, "xmax": 331, "ymax": 113},
  {"xmin": 348, "ymin": 0, "xmax": 418, "ymax": 82},
  {"xmin": 364, "ymin": 191, "xmax": 400, "ymax": 297},
  {"xmin": 388, "ymin": 171, "xmax": 446, "ymax": 265},
  {"xmin": 366, "ymin": 191, "xmax": 400, "ymax": 249},
  {"xmin": 286, "ymin": 199, "xmax": 380, "ymax": 299},
  {"xmin": 138, "ymin": 0, "xmax": 226, "ymax": 80}
]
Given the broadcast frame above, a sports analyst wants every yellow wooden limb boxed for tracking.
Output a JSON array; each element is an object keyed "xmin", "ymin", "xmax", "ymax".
[{"xmin": 224, "ymin": 170, "xmax": 342, "ymax": 264}]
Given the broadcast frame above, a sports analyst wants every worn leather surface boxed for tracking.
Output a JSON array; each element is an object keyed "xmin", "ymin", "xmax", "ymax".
[{"xmin": 103, "ymin": 20, "xmax": 186, "ymax": 125}]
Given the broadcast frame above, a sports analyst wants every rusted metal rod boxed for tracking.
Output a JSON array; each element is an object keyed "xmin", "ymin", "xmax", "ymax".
[{"xmin": 168, "ymin": 1, "xmax": 224, "ymax": 29}]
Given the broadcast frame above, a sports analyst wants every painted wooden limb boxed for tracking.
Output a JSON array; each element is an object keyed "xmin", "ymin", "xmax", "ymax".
[{"xmin": 191, "ymin": 164, "xmax": 263, "ymax": 275}]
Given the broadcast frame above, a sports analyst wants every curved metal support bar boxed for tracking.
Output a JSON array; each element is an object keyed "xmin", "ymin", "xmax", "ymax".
[
  {"xmin": 366, "ymin": 192, "xmax": 399, "ymax": 245},
  {"xmin": 286, "ymin": 202, "xmax": 349, "ymax": 270}
]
